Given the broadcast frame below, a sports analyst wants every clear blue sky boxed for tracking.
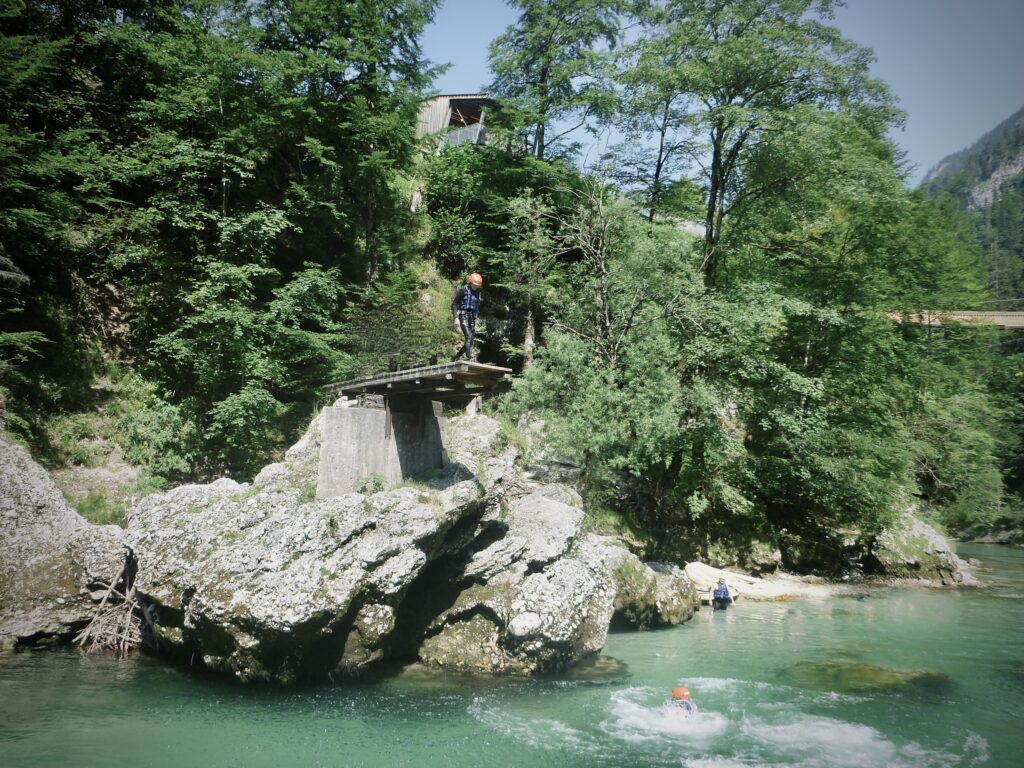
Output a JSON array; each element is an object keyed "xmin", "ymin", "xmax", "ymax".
[{"xmin": 419, "ymin": 0, "xmax": 1024, "ymax": 186}]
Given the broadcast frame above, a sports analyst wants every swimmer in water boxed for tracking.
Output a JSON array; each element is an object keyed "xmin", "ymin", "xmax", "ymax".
[{"xmin": 668, "ymin": 685, "xmax": 697, "ymax": 718}]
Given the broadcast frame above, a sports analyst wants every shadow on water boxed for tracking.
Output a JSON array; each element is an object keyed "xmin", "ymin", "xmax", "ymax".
[
  {"xmin": 378, "ymin": 654, "xmax": 630, "ymax": 695},
  {"xmin": 542, "ymin": 654, "xmax": 630, "ymax": 684}
]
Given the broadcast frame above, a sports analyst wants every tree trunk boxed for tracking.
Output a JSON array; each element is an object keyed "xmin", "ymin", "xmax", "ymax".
[
  {"xmin": 703, "ymin": 128, "xmax": 723, "ymax": 288},
  {"xmin": 534, "ymin": 62, "xmax": 550, "ymax": 160},
  {"xmin": 649, "ymin": 99, "xmax": 671, "ymax": 222},
  {"xmin": 523, "ymin": 303, "xmax": 536, "ymax": 371}
]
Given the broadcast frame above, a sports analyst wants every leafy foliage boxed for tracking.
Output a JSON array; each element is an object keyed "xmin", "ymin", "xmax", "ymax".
[
  {"xmin": 0, "ymin": 0, "xmax": 439, "ymax": 479},
  {"xmin": 511, "ymin": 105, "xmax": 1010, "ymax": 564},
  {"xmin": 487, "ymin": 0, "xmax": 625, "ymax": 160},
  {"xmin": 1, "ymin": 0, "xmax": 1016, "ymax": 564}
]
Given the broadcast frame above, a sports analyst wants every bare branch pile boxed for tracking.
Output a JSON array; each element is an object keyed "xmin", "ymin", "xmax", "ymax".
[{"xmin": 74, "ymin": 555, "xmax": 145, "ymax": 654}]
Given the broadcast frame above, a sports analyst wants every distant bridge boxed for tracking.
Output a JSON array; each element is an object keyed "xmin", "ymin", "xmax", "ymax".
[{"xmin": 891, "ymin": 311, "xmax": 1024, "ymax": 329}]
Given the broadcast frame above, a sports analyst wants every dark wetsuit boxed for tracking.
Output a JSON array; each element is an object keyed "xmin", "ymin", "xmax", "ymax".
[{"xmin": 451, "ymin": 285, "xmax": 481, "ymax": 361}]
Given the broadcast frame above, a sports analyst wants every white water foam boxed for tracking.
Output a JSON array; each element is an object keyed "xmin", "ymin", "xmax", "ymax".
[
  {"xmin": 963, "ymin": 731, "xmax": 990, "ymax": 767},
  {"xmin": 738, "ymin": 714, "xmax": 962, "ymax": 768},
  {"xmin": 469, "ymin": 683, "xmax": 986, "ymax": 768},
  {"xmin": 684, "ymin": 677, "xmax": 747, "ymax": 694},
  {"xmin": 467, "ymin": 695, "xmax": 600, "ymax": 755},
  {"xmin": 599, "ymin": 687, "xmax": 730, "ymax": 744}
]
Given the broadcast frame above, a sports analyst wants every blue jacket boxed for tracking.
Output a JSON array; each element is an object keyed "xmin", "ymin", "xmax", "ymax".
[
  {"xmin": 452, "ymin": 285, "xmax": 481, "ymax": 315},
  {"xmin": 670, "ymin": 699, "xmax": 697, "ymax": 715},
  {"xmin": 713, "ymin": 584, "xmax": 731, "ymax": 600}
]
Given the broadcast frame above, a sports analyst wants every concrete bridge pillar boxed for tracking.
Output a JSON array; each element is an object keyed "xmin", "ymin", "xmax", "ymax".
[{"xmin": 315, "ymin": 398, "xmax": 447, "ymax": 499}]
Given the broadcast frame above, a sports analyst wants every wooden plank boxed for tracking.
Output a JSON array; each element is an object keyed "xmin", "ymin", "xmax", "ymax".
[{"xmin": 322, "ymin": 361, "xmax": 511, "ymax": 398}]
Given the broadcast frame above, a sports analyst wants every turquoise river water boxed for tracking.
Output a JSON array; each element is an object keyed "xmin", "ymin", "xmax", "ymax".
[{"xmin": 2, "ymin": 543, "xmax": 1022, "ymax": 768}]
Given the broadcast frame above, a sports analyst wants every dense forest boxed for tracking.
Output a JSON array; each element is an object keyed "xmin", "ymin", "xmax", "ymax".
[
  {"xmin": 921, "ymin": 103, "xmax": 1024, "ymax": 541},
  {"xmin": 1, "ymin": 0, "xmax": 1021, "ymax": 568}
]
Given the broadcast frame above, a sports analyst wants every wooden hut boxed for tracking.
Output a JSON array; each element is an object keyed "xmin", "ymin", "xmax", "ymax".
[{"xmin": 417, "ymin": 93, "xmax": 495, "ymax": 150}]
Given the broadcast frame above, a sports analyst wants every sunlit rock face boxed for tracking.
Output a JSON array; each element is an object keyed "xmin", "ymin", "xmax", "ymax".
[
  {"xmin": 125, "ymin": 413, "xmax": 700, "ymax": 683},
  {"xmin": 868, "ymin": 512, "xmax": 978, "ymax": 585},
  {"xmin": 0, "ymin": 436, "xmax": 125, "ymax": 649}
]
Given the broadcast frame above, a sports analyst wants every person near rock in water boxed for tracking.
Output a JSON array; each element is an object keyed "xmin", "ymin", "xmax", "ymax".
[
  {"xmin": 668, "ymin": 685, "xmax": 697, "ymax": 718},
  {"xmin": 712, "ymin": 577, "xmax": 733, "ymax": 610},
  {"xmin": 452, "ymin": 272, "xmax": 483, "ymax": 362}
]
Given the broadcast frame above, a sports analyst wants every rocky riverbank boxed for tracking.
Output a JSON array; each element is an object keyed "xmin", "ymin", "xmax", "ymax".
[
  {"xmin": 0, "ymin": 438, "xmax": 125, "ymax": 650},
  {"xmin": 2, "ymin": 411, "xmax": 697, "ymax": 682},
  {"xmin": 0, "ymin": 407, "xmax": 978, "ymax": 683}
]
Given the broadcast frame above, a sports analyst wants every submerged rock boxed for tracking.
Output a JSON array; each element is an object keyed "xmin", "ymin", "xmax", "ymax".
[
  {"xmin": 0, "ymin": 436, "xmax": 125, "ymax": 649},
  {"xmin": 125, "ymin": 413, "xmax": 699, "ymax": 683},
  {"xmin": 780, "ymin": 660, "xmax": 951, "ymax": 693}
]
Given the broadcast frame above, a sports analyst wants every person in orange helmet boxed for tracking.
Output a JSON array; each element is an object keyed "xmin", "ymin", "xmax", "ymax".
[
  {"xmin": 668, "ymin": 685, "xmax": 697, "ymax": 718},
  {"xmin": 451, "ymin": 272, "xmax": 483, "ymax": 362}
]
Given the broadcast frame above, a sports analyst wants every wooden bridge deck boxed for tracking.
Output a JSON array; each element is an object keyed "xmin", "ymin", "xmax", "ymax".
[{"xmin": 322, "ymin": 361, "xmax": 512, "ymax": 401}]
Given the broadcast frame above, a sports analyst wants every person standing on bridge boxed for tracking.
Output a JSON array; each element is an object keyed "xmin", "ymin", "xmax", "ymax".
[{"xmin": 452, "ymin": 272, "xmax": 483, "ymax": 362}]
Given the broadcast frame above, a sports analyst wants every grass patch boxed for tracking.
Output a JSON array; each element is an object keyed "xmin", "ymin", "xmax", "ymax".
[
  {"xmin": 580, "ymin": 502, "xmax": 651, "ymax": 550},
  {"xmin": 67, "ymin": 472, "xmax": 167, "ymax": 527},
  {"xmin": 298, "ymin": 481, "xmax": 316, "ymax": 503},
  {"xmin": 49, "ymin": 412, "xmax": 106, "ymax": 467},
  {"xmin": 74, "ymin": 488, "xmax": 124, "ymax": 526},
  {"xmin": 230, "ymin": 485, "xmax": 262, "ymax": 503},
  {"xmin": 492, "ymin": 417, "xmax": 529, "ymax": 463}
]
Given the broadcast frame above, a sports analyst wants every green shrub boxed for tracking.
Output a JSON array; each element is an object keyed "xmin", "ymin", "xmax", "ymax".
[
  {"xmin": 49, "ymin": 413, "xmax": 103, "ymax": 467},
  {"xmin": 358, "ymin": 474, "xmax": 386, "ymax": 495},
  {"xmin": 114, "ymin": 375, "xmax": 195, "ymax": 481}
]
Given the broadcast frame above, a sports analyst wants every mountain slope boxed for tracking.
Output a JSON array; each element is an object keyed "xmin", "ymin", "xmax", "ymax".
[{"xmin": 923, "ymin": 104, "xmax": 1024, "ymax": 210}]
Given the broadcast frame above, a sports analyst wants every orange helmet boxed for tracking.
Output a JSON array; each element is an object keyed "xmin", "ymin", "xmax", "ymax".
[
  {"xmin": 468, "ymin": 272, "xmax": 483, "ymax": 287},
  {"xmin": 671, "ymin": 686, "xmax": 690, "ymax": 700}
]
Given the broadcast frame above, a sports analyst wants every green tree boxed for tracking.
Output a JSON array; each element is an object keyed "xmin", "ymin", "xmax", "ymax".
[
  {"xmin": 609, "ymin": 2, "xmax": 694, "ymax": 221},
  {"xmin": 488, "ymin": 0, "xmax": 624, "ymax": 161},
  {"xmin": 0, "ymin": 0, "xmax": 440, "ymax": 478},
  {"xmin": 510, "ymin": 184, "xmax": 717, "ymax": 546},
  {"xmin": 654, "ymin": 0, "xmax": 894, "ymax": 287},
  {"xmin": 492, "ymin": 191, "xmax": 560, "ymax": 368},
  {"xmin": 421, "ymin": 143, "xmax": 584, "ymax": 365},
  {"xmin": 730, "ymin": 105, "xmax": 1004, "ymax": 542}
]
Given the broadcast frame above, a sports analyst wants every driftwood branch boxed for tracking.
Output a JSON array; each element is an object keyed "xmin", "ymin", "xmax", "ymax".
[{"xmin": 74, "ymin": 552, "xmax": 144, "ymax": 654}]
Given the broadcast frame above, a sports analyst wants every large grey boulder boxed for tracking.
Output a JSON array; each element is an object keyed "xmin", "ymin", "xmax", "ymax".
[
  {"xmin": 578, "ymin": 535, "xmax": 698, "ymax": 628},
  {"xmin": 418, "ymin": 488, "xmax": 615, "ymax": 674},
  {"xmin": 125, "ymin": 428, "xmax": 483, "ymax": 681},
  {"xmin": 124, "ymin": 412, "xmax": 699, "ymax": 682},
  {"xmin": 419, "ymin": 557, "xmax": 615, "ymax": 675},
  {"xmin": 871, "ymin": 512, "xmax": 978, "ymax": 585},
  {"xmin": 416, "ymin": 491, "xmax": 700, "ymax": 675},
  {"xmin": 0, "ymin": 436, "xmax": 125, "ymax": 649},
  {"xmin": 443, "ymin": 414, "xmax": 524, "ymax": 502}
]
